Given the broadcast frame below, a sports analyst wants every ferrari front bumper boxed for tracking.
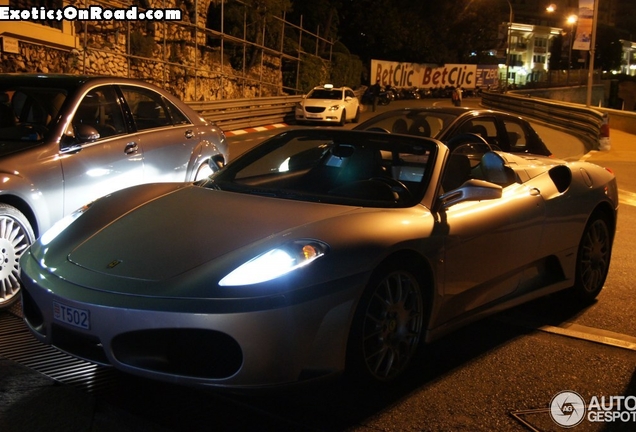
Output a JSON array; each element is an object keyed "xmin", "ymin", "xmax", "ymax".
[{"xmin": 20, "ymin": 252, "xmax": 363, "ymax": 389}]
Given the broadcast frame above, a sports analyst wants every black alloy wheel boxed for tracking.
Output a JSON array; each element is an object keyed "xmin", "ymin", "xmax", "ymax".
[
  {"xmin": 572, "ymin": 213, "xmax": 612, "ymax": 302},
  {"xmin": 347, "ymin": 262, "xmax": 425, "ymax": 384}
]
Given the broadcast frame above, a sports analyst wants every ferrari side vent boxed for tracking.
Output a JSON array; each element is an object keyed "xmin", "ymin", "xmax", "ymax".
[{"xmin": 548, "ymin": 165, "xmax": 572, "ymax": 193}]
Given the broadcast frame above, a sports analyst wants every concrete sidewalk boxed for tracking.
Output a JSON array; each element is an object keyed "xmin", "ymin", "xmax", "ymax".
[{"xmin": 584, "ymin": 128, "xmax": 636, "ymax": 163}]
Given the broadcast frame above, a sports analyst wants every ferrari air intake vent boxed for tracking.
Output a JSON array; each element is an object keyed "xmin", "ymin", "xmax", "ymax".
[
  {"xmin": 548, "ymin": 165, "xmax": 572, "ymax": 193},
  {"xmin": 111, "ymin": 329, "xmax": 243, "ymax": 379}
]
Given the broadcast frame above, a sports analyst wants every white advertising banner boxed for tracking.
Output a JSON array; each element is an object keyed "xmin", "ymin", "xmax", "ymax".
[
  {"xmin": 371, "ymin": 59, "xmax": 480, "ymax": 89},
  {"xmin": 574, "ymin": 0, "xmax": 594, "ymax": 51}
]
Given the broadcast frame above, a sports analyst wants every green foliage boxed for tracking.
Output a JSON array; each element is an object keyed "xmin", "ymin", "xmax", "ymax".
[
  {"xmin": 297, "ymin": 55, "xmax": 329, "ymax": 93},
  {"xmin": 217, "ymin": 0, "xmax": 292, "ymax": 70},
  {"xmin": 338, "ymin": 0, "xmax": 502, "ymax": 69},
  {"xmin": 595, "ymin": 24, "xmax": 623, "ymax": 71},
  {"xmin": 330, "ymin": 46, "xmax": 363, "ymax": 89}
]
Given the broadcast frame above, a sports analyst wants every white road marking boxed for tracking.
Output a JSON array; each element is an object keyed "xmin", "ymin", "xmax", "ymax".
[
  {"xmin": 497, "ymin": 314, "xmax": 636, "ymax": 351},
  {"xmin": 619, "ymin": 189, "xmax": 636, "ymax": 207}
]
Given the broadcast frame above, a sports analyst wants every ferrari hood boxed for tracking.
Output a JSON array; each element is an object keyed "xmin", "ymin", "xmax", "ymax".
[{"xmin": 66, "ymin": 186, "xmax": 354, "ymax": 281}]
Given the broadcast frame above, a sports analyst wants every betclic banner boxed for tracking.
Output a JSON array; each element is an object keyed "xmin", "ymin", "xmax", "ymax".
[{"xmin": 371, "ymin": 60, "xmax": 498, "ymax": 90}]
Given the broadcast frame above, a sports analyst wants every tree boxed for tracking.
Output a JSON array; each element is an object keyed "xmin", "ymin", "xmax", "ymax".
[
  {"xmin": 215, "ymin": 0, "xmax": 293, "ymax": 70},
  {"xmin": 595, "ymin": 24, "xmax": 623, "ymax": 72},
  {"xmin": 337, "ymin": 0, "xmax": 501, "ymax": 71},
  {"xmin": 287, "ymin": 0, "xmax": 343, "ymax": 55}
]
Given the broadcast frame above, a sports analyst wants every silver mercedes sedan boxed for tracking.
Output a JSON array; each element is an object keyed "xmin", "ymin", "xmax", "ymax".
[{"xmin": 0, "ymin": 74, "xmax": 228, "ymax": 309}]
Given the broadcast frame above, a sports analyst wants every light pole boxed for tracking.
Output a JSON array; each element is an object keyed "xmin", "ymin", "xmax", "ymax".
[
  {"xmin": 585, "ymin": 0, "xmax": 599, "ymax": 106},
  {"xmin": 566, "ymin": 15, "xmax": 578, "ymax": 86},
  {"xmin": 479, "ymin": 0, "xmax": 513, "ymax": 91},
  {"xmin": 503, "ymin": 0, "xmax": 513, "ymax": 92}
]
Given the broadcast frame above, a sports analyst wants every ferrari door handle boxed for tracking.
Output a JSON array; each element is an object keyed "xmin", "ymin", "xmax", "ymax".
[
  {"xmin": 124, "ymin": 142, "xmax": 139, "ymax": 154},
  {"xmin": 184, "ymin": 130, "xmax": 195, "ymax": 139}
]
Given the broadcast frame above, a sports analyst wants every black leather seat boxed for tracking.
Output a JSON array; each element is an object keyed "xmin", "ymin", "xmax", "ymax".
[
  {"xmin": 480, "ymin": 152, "xmax": 516, "ymax": 186},
  {"xmin": 442, "ymin": 153, "xmax": 471, "ymax": 191}
]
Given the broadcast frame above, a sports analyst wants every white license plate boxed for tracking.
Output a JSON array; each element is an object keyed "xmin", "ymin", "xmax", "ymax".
[
  {"xmin": 54, "ymin": 301, "xmax": 90, "ymax": 330},
  {"xmin": 306, "ymin": 114, "xmax": 322, "ymax": 119}
]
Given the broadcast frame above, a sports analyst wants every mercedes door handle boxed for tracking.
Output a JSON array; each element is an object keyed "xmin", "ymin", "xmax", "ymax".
[
  {"xmin": 184, "ymin": 130, "xmax": 195, "ymax": 139},
  {"xmin": 124, "ymin": 142, "xmax": 139, "ymax": 154}
]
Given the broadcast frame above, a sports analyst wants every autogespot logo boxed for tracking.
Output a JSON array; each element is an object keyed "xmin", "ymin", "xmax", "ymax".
[{"xmin": 550, "ymin": 391, "xmax": 586, "ymax": 428}]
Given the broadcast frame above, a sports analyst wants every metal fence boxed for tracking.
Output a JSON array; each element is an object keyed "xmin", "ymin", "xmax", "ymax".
[{"xmin": 67, "ymin": 0, "xmax": 335, "ymax": 101}]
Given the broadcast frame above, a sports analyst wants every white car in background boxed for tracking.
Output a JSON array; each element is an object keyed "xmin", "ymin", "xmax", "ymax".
[{"xmin": 295, "ymin": 84, "xmax": 361, "ymax": 125}]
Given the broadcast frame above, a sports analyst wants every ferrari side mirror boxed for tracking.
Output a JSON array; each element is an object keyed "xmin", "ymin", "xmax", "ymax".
[{"xmin": 440, "ymin": 179, "xmax": 502, "ymax": 208}]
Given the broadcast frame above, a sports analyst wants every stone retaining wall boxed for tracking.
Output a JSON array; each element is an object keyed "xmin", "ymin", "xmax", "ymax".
[{"xmin": 0, "ymin": 0, "xmax": 285, "ymax": 101}]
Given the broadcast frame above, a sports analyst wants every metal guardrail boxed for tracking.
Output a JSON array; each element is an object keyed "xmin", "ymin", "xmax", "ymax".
[
  {"xmin": 186, "ymin": 88, "xmax": 367, "ymax": 132},
  {"xmin": 187, "ymin": 96, "xmax": 303, "ymax": 131},
  {"xmin": 190, "ymin": 90, "xmax": 621, "ymax": 152},
  {"xmin": 481, "ymin": 91, "xmax": 605, "ymax": 151}
]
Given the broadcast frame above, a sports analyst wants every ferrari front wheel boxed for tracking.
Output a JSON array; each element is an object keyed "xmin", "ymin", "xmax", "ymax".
[
  {"xmin": 571, "ymin": 213, "xmax": 612, "ymax": 302},
  {"xmin": 0, "ymin": 204, "xmax": 35, "ymax": 309},
  {"xmin": 347, "ymin": 262, "xmax": 425, "ymax": 385}
]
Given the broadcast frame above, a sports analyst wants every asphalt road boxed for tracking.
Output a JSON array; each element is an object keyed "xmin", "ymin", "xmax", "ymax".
[{"xmin": 1, "ymin": 97, "xmax": 635, "ymax": 432}]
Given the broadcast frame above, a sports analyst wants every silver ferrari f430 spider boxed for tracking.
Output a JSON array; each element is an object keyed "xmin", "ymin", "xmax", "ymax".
[{"xmin": 20, "ymin": 129, "xmax": 617, "ymax": 389}]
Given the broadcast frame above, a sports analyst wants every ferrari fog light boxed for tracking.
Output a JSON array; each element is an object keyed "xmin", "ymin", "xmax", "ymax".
[{"xmin": 219, "ymin": 240, "xmax": 328, "ymax": 286}]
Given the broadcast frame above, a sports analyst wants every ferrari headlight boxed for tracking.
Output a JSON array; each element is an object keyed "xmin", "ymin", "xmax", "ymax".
[
  {"xmin": 219, "ymin": 240, "xmax": 328, "ymax": 286},
  {"xmin": 40, "ymin": 203, "xmax": 93, "ymax": 246}
]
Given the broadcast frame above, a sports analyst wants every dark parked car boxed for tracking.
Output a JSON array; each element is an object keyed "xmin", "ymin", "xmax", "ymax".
[
  {"xmin": 354, "ymin": 107, "xmax": 552, "ymax": 156},
  {"xmin": 0, "ymin": 74, "xmax": 228, "ymax": 309},
  {"xmin": 21, "ymin": 129, "xmax": 616, "ymax": 389}
]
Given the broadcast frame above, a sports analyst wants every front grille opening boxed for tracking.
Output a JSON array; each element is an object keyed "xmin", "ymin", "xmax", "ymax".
[
  {"xmin": 51, "ymin": 324, "xmax": 110, "ymax": 365},
  {"xmin": 306, "ymin": 107, "xmax": 326, "ymax": 113},
  {"xmin": 111, "ymin": 329, "xmax": 243, "ymax": 379}
]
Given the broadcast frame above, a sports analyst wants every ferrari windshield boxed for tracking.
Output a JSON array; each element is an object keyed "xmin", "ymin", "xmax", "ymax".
[
  {"xmin": 208, "ymin": 129, "xmax": 438, "ymax": 208},
  {"xmin": 356, "ymin": 110, "xmax": 460, "ymax": 138}
]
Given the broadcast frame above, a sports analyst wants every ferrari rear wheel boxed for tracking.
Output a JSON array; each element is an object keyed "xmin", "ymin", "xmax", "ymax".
[
  {"xmin": 347, "ymin": 262, "xmax": 425, "ymax": 385},
  {"xmin": 572, "ymin": 214, "xmax": 612, "ymax": 302},
  {"xmin": 0, "ymin": 204, "xmax": 35, "ymax": 309}
]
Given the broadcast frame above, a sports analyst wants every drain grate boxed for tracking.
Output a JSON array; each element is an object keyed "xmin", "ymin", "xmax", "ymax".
[{"xmin": 0, "ymin": 305, "xmax": 120, "ymax": 395}]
